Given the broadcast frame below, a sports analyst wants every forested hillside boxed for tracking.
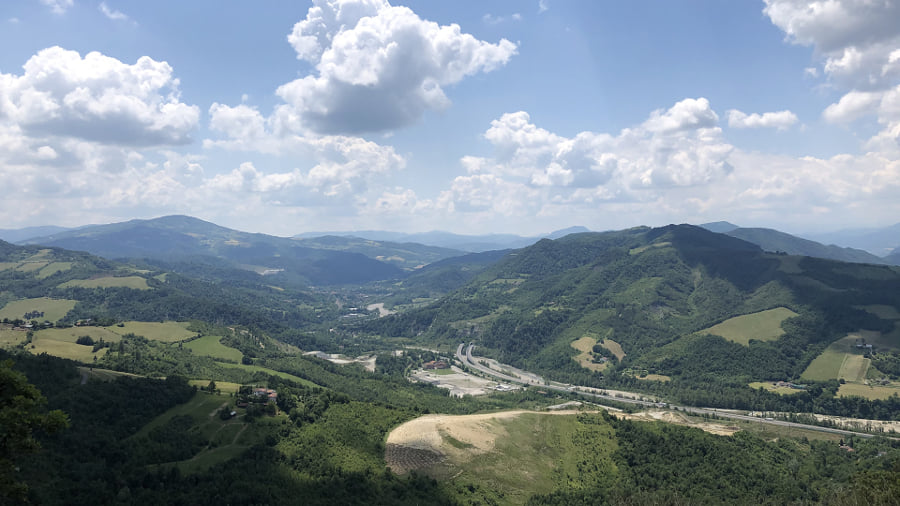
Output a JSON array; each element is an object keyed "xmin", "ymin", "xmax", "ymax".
[{"xmin": 359, "ymin": 225, "xmax": 900, "ymax": 417}]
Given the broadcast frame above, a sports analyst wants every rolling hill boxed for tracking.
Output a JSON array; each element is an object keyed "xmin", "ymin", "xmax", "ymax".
[{"xmin": 21, "ymin": 215, "xmax": 407, "ymax": 286}]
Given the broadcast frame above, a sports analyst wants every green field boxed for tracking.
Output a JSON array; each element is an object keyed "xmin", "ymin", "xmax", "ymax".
[
  {"xmin": 36, "ymin": 326, "xmax": 123, "ymax": 343},
  {"xmin": 700, "ymin": 307, "xmax": 798, "ymax": 346},
  {"xmin": 107, "ymin": 321, "xmax": 197, "ymax": 342},
  {"xmin": 59, "ymin": 275, "xmax": 151, "ymax": 290},
  {"xmin": 37, "ymin": 261, "xmax": 74, "ymax": 279},
  {"xmin": 802, "ymin": 346, "xmax": 850, "ymax": 382},
  {"xmin": 28, "ymin": 338, "xmax": 108, "ymax": 362},
  {"xmin": 0, "ymin": 297, "xmax": 78, "ymax": 322},
  {"xmin": 134, "ymin": 392, "xmax": 231, "ymax": 439},
  {"xmin": 838, "ymin": 382, "xmax": 900, "ymax": 400},
  {"xmin": 216, "ymin": 362, "xmax": 319, "ymax": 387},
  {"xmin": 184, "ymin": 335, "xmax": 243, "ymax": 362}
]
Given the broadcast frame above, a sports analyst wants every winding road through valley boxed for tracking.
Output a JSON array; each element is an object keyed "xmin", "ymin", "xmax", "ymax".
[{"xmin": 455, "ymin": 343, "xmax": 894, "ymax": 440}]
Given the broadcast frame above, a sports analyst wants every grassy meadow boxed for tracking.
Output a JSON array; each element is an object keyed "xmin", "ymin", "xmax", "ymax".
[
  {"xmin": 108, "ymin": 321, "xmax": 196, "ymax": 342},
  {"xmin": 699, "ymin": 307, "xmax": 798, "ymax": 346},
  {"xmin": 0, "ymin": 297, "xmax": 78, "ymax": 322},
  {"xmin": 215, "ymin": 362, "xmax": 319, "ymax": 387},
  {"xmin": 59, "ymin": 275, "xmax": 151, "ymax": 290},
  {"xmin": 184, "ymin": 334, "xmax": 243, "ymax": 362}
]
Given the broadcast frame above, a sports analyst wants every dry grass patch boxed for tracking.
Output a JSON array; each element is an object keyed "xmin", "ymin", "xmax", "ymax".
[
  {"xmin": 749, "ymin": 382, "xmax": 805, "ymax": 395},
  {"xmin": 838, "ymin": 382, "xmax": 900, "ymax": 401},
  {"xmin": 28, "ymin": 338, "xmax": 108, "ymax": 363},
  {"xmin": 599, "ymin": 338, "xmax": 626, "ymax": 361},
  {"xmin": 639, "ymin": 374, "xmax": 671, "ymax": 382},
  {"xmin": 0, "ymin": 328, "xmax": 27, "ymax": 347},
  {"xmin": 570, "ymin": 336, "xmax": 606, "ymax": 372}
]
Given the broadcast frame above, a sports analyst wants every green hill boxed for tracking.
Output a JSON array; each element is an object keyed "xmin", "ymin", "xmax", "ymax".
[{"xmin": 363, "ymin": 225, "xmax": 900, "ymax": 396}]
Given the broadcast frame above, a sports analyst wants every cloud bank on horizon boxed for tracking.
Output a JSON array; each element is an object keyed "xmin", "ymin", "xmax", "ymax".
[{"xmin": 0, "ymin": 0, "xmax": 898, "ymax": 236}]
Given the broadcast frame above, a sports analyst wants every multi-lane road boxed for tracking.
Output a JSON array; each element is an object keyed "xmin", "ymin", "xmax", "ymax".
[{"xmin": 455, "ymin": 343, "xmax": 893, "ymax": 440}]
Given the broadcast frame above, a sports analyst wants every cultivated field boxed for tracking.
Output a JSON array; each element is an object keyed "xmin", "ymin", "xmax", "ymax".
[
  {"xmin": 59, "ymin": 275, "xmax": 151, "ymax": 290},
  {"xmin": 699, "ymin": 307, "xmax": 798, "ymax": 345},
  {"xmin": 801, "ymin": 333, "xmax": 871, "ymax": 382},
  {"xmin": 0, "ymin": 297, "xmax": 78, "ymax": 322},
  {"xmin": 108, "ymin": 321, "xmax": 196, "ymax": 342},
  {"xmin": 184, "ymin": 334, "xmax": 243, "ymax": 362}
]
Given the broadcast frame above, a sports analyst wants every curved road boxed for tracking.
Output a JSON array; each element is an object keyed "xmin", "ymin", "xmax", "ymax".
[{"xmin": 456, "ymin": 343, "xmax": 891, "ymax": 440}]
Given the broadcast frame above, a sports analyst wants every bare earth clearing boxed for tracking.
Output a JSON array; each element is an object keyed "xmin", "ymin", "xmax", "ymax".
[
  {"xmin": 409, "ymin": 365, "xmax": 510, "ymax": 397},
  {"xmin": 385, "ymin": 408, "xmax": 739, "ymax": 475}
]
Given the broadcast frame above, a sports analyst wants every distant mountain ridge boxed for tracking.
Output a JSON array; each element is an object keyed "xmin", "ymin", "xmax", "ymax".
[
  {"xmin": 698, "ymin": 223, "xmax": 890, "ymax": 265},
  {"xmin": 803, "ymin": 223, "xmax": 900, "ymax": 257},
  {"xmin": 0, "ymin": 225, "xmax": 73, "ymax": 243},
  {"xmin": 21, "ymin": 215, "xmax": 406, "ymax": 286}
]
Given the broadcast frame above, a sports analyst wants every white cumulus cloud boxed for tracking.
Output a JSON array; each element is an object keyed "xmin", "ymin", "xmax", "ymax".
[
  {"xmin": 726, "ymin": 109, "xmax": 799, "ymax": 130},
  {"xmin": 279, "ymin": 0, "xmax": 517, "ymax": 134},
  {"xmin": 0, "ymin": 46, "xmax": 199, "ymax": 146}
]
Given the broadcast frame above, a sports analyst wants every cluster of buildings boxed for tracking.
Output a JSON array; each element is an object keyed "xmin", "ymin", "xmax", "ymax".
[{"xmin": 423, "ymin": 360, "xmax": 449, "ymax": 370}]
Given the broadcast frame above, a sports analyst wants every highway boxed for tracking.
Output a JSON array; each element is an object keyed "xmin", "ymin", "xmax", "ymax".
[{"xmin": 455, "ymin": 343, "xmax": 892, "ymax": 440}]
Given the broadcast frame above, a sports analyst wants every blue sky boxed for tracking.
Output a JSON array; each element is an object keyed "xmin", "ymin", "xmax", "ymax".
[{"xmin": 1, "ymin": 0, "xmax": 899, "ymax": 236}]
